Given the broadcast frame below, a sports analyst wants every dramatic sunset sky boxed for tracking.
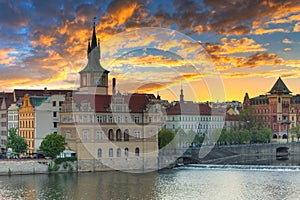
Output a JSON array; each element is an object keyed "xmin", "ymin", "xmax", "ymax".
[{"xmin": 0, "ymin": 0, "xmax": 300, "ymax": 102}]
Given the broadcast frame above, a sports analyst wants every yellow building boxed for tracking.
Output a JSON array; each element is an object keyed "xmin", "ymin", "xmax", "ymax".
[{"xmin": 18, "ymin": 94, "xmax": 36, "ymax": 154}]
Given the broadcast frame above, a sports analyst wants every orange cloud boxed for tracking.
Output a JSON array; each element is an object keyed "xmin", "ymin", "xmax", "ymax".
[
  {"xmin": 0, "ymin": 48, "xmax": 15, "ymax": 65},
  {"xmin": 253, "ymin": 28, "xmax": 289, "ymax": 35},
  {"xmin": 284, "ymin": 48, "xmax": 291, "ymax": 52},
  {"xmin": 294, "ymin": 22, "xmax": 300, "ymax": 32}
]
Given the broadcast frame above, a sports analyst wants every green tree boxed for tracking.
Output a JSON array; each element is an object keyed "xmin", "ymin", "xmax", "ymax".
[
  {"xmin": 39, "ymin": 133, "xmax": 67, "ymax": 158},
  {"xmin": 6, "ymin": 128, "xmax": 28, "ymax": 154},
  {"xmin": 239, "ymin": 108, "xmax": 255, "ymax": 129},
  {"xmin": 158, "ymin": 129, "xmax": 176, "ymax": 149},
  {"xmin": 290, "ymin": 124, "xmax": 300, "ymax": 142}
]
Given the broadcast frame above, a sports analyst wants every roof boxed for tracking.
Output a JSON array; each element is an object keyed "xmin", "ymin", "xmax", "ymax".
[
  {"xmin": 14, "ymin": 89, "xmax": 72, "ymax": 101},
  {"xmin": 166, "ymin": 102, "xmax": 225, "ymax": 115},
  {"xmin": 72, "ymin": 93, "xmax": 156, "ymax": 113},
  {"xmin": 30, "ymin": 96, "xmax": 49, "ymax": 107},
  {"xmin": 79, "ymin": 48, "xmax": 109, "ymax": 73},
  {"xmin": 0, "ymin": 92, "xmax": 14, "ymax": 110},
  {"xmin": 268, "ymin": 77, "xmax": 291, "ymax": 94}
]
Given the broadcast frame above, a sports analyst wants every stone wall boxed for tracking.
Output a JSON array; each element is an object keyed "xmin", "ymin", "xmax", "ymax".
[{"xmin": 0, "ymin": 159, "xmax": 77, "ymax": 176}]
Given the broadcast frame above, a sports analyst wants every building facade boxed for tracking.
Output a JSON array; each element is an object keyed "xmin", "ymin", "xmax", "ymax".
[
  {"xmin": 59, "ymin": 21, "xmax": 162, "ymax": 172},
  {"xmin": 243, "ymin": 77, "xmax": 299, "ymax": 141},
  {"xmin": 18, "ymin": 94, "xmax": 67, "ymax": 154},
  {"xmin": 0, "ymin": 92, "xmax": 13, "ymax": 146}
]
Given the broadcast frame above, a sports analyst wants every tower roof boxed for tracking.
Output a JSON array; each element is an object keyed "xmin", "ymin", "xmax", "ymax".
[
  {"xmin": 79, "ymin": 17, "xmax": 109, "ymax": 74},
  {"xmin": 268, "ymin": 77, "xmax": 291, "ymax": 94}
]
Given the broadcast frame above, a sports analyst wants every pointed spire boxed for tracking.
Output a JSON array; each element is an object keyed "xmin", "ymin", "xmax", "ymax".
[
  {"xmin": 180, "ymin": 83, "xmax": 184, "ymax": 103},
  {"xmin": 91, "ymin": 17, "xmax": 97, "ymax": 50},
  {"xmin": 87, "ymin": 39, "xmax": 91, "ymax": 56}
]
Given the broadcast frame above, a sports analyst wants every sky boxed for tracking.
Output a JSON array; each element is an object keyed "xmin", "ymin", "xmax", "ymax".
[{"xmin": 0, "ymin": 0, "xmax": 300, "ymax": 102}]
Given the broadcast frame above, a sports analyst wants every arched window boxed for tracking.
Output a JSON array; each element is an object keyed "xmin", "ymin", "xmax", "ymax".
[
  {"xmin": 124, "ymin": 129, "xmax": 129, "ymax": 141},
  {"xmin": 273, "ymin": 134, "xmax": 278, "ymax": 139},
  {"xmin": 108, "ymin": 129, "xmax": 114, "ymax": 141},
  {"xmin": 116, "ymin": 129, "xmax": 122, "ymax": 141},
  {"xmin": 135, "ymin": 147, "xmax": 140, "ymax": 157},
  {"xmin": 124, "ymin": 148, "xmax": 129, "ymax": 157},
  {"xmin": 117, "ymin": 148, "xmax": 121, "ymax": 157},
  {"xmin": 282, "ymin": 134, "xmax": 287, "ymax": 139},
  {"xmin": 109, "ymin": 148, "xmax": 113, "ymax": 157},
  {"xmin": 97, "ymin": 148, "xmax": 102, "ymax": 158}
]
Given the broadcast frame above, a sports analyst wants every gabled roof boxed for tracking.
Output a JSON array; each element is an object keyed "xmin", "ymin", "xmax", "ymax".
[
  {"xmin": 268, "ymin": 77, "xmax": 291, "ymax": 94},
  {"xmin": 0, "ymin": 92, "xmax": 14, "ymax": 110}
]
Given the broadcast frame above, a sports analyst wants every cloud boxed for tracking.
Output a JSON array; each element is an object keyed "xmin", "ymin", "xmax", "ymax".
[
  {"xmin": 294, "ymin": 22, "xmax": 300, "ymax": 32},
  {"xmin": 284, "ymin": 48, "xmax": 291, "ymax": 52},
  {"xmin": 205, "ymin": 37, "xmax": 267, "ymax": 55},
  {"xmin": 282, "ymin": 38, "xmax": 293, "ymax": 44},
  {"xmin": 253, "ymin": 28, "xmax": 289, "ymax": 35},
  {"xmin": 0, "ymin": 48, "xmax": 16, "ymax": 65}
]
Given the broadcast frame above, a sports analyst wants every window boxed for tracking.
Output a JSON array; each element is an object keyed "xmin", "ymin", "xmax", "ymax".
[
  {"xmin": 96, "ymin": 131, "xmax": 103, "ymax": 140},
  {"xmin": 53, "ymin": 122, "xmax": 58, "ymax": 128},
  {"xmin": 1, "ymin": 122, "xmax": 6, "ymax": 127},
  {"xmin": 59, "ymin": 101, "xmax": 63, "ymax": 107},
  {"xmin": 124, "ymin": 148, "xmax": 129, "ymax": 157},
  {"xmin": 1, "ymin": 114, "xmax": 6, "ymax": 118},
  {"xmin": 134, "ymin": 131, "xmax": 141, "ymax": 139},
  {"xmin": 117, "ymin": 148, "xmax": 121, "ymax": 157},
  {"xmin": 97, "ymin": 148, "xmax": 102, "ymax": 158},
  {"xmin": 108, "ymin": 129, "xmax": 114, "ymax": 141},
  {"xmin": 52, "ymin": 101, "xmax": 56, "ymax": 107},
  {"xmin": 109, "ymin": 148, "xmax": 113, "ymax": 157},
  {"xmin": 116, "ymin": 129, "xmax": 121, "ymax": 141},
  {"xmin": 135, "ymin": 147, "xmax": 140, "ymax": 157},
  {"xmin": 65, "ymin": 132, "xmax": 71, "ymax": 139},
  {"xmin": 53, "ymin": 112, "xmax": 57, "ymax": 117},
  {"xmin": 83, "ymin": 131, "xmax": 88, "ymax": 140},
  {"xmin": 1, "ymin": 131, "xmax": 6, "ymax": 136},
  {"xmin": 124, "ymin": 129, "xmax": 129, "ymax": 141}
]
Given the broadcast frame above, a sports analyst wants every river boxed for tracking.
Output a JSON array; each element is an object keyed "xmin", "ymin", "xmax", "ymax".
[{"xmin": 1, "ymin": 165, "xmax": 300, "ymax": 200}]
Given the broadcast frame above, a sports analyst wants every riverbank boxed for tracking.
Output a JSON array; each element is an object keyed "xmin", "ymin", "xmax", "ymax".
[{"xmin": 0, "ymin": 159, "xmax": 77, "ymax": 176}]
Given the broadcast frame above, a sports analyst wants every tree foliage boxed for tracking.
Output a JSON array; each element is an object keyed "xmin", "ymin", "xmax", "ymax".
[
  {"xmin": 6, "ymin": 128, "xmax": 28, "ymax": 154},
  {"xmin": 39, "ymin": 133, "xmax": 67, "ymax": 158},
  {"xmin": 158, "ymin": 129, "xmax": 176, "ymax": 149},
  {"xmin": 290, "ymin": 124, "xmax": 300, "ymax": 141}
]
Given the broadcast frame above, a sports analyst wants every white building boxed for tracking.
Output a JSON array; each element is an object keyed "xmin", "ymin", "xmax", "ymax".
[
  {"xmin": 165, "ymin": 102, "xmax": 225, "ymax": 135},
  {"xmin": 34, "ymin": 94, "xmax": 66, "ymax": 150},
  {"xmin": 7, "ymin": 104, "xmax": 20, "ymax": 132}
]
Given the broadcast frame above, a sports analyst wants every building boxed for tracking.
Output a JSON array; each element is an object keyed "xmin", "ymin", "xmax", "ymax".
[
  {"xmin": 243, "ymin": 77, "xmax": 300, "ymax": 141},
  {"xmin": 18, "ymin": 94, "xmax": 67, "ymax": 154},
  {"xmin": 7, "ymin": 103, "xmax": 20, "ymax": 131},
  {"xmin": 59, "ymin": 21, "xmax": 162, "ymax": 172},
  {"xmin": 0, "ymin": 92, "xmax": 13, "ymax": 146}
]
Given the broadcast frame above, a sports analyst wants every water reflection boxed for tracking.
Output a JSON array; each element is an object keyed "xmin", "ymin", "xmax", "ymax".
[{"xmin": 1, "ymin": 167, "xmax": 300, "ymax": 199}]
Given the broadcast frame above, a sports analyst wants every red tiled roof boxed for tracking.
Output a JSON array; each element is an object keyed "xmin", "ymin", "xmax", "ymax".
[
  {"xmin": 166, "ymin": 102, "xmax": 213, "ymax": 115},
  {"xmin": 225, "ymin": 113, "xmax": 240, "ymax": 121},
  {"xmin": 72, "ymin": 93, "xmax": 156, "ymax": 113}
]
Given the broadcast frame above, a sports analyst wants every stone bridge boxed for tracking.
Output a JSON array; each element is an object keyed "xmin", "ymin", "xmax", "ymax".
[{"xmin": 159, "ymin": 142, "xmax": 300, "ymax": 168}]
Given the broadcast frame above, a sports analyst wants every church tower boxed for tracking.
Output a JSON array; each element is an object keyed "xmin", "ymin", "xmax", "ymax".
[{"xmin": 79, "ymin": 18, "xmax": 109, "ymax": 95}]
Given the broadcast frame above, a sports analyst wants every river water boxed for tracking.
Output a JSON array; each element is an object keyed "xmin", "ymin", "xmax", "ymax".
[{"xmin": 1, "ymin": 165, "xmax": 300, "ymax": 200}]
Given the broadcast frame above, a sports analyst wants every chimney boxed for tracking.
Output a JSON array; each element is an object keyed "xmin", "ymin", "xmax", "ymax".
[{"xmin": 112, "ymin": 78, "xmax": 116, "ymax": 95}]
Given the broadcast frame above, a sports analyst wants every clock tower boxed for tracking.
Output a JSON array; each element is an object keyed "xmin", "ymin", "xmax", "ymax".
[{"xmin": 79, "ymin": 18, "xmax": 109, "ymax": 95}]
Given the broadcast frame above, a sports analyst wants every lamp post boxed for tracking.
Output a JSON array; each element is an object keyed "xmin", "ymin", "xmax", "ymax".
[{"xmin": 281, "ymin": 120, "xmax": 291, "ymax": 143}]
